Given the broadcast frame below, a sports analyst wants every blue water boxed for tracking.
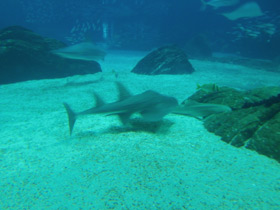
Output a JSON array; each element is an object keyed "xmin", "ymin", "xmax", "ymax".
[{"xmin": 1, "ymin": 0, "xmax": 279, "ymax": 58}]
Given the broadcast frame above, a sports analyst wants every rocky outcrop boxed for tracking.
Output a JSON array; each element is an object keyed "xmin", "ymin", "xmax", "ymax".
[
  {"xmin": 0, "ymin": 26, "xmax": 102, "ymax": 84},
  {"xmin": 186, "ymin": 86, "xmax": 280, "ymax": 162},
  {"xmin": 131, "ymin": 45, "xmax": 195, "ymax": 75},
  {"xmin": 184, "ymin": 34, "xmax": 212, "ymax": 59}
]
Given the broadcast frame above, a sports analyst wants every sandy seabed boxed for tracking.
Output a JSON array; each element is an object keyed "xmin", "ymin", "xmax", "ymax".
[{"xmin": 0, "ymin": 51, "xmax": 280, "ymax": 209}]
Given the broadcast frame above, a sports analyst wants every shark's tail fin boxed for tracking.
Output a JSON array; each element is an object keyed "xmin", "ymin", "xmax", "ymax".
[{"xmin": 63, "ymin": 103, "xmax": 76, "ymax": 135}]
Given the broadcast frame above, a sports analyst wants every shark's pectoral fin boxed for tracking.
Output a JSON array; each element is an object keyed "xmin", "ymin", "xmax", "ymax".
[
  {"xmin": 105, "ymin": 112, "xmax": 132, "ymax": 124},
  {"xmin": 63, "ymin": 103, "xmax": 77, "ymax": 135},
  {"xmin": 118, "ymin": 112, "xmax": 133, "ymax": 124},
  {"xmin": 140, "ymin": 109, "xmax": 166, "ymax": 122}
]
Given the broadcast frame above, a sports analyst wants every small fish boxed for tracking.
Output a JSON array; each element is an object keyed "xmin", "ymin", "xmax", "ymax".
[
  {"xmin": 172, "ymin": 100, "xmax": 232, "ymax": 119},
  {"xmin": 111, "ymin": 69, "xmax": 119, "ymax": 78},
  {"xmin": 63, "ymin": 82, "xmax": 178, "ymax": 135},
  {"xmin": 51, "ymin": 42, "xmax": 106, "ymax": 61},
  {"xmin": 197, "ymin": 83, "xmax": 220, "ymax": 93},
  {"xmin": 222, "ymin": 2, "xmax": 264, "ymax": 20},
  {"xmin": 200, "ymin": 0, "xmax": 239, "ymax": 10}
]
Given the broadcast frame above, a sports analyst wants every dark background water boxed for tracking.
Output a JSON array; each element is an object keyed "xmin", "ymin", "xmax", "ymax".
[{"xmin": 0, "ymin": 0, "xmax": 280, "ymax": 59}]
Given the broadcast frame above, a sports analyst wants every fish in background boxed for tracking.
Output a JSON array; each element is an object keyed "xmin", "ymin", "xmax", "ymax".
[
  {"xmin": 200, "ymin": 0, "xmax": 239, "ymax": 10},
  {"xmin": 197, "ymin": 83, "xmax": 220, "ymax": 93},
  {"xmin": 222, "ymin": 2, "xmax": 264, "ymax": 20},
  {"xmin": 65, "ymin": 19, "xmax": 105, "ymax": 44},
  {"xmin": 229, "ymin": 20, "xmax": 277, "ymax": 42},
  {"xmin": 51, "ymin": 42, "xmax": 107, "ymax": 62}
]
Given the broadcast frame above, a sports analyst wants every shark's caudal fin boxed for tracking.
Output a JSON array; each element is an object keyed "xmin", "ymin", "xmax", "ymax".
[{"xmin": 63, "ymin": 103, "xmax": 77, "ymax": 135}]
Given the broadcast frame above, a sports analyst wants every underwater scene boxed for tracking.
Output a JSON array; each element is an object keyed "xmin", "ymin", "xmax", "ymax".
[{"xmin": 1, "ymin": 0, "xmax": 280, "ymax": 209}]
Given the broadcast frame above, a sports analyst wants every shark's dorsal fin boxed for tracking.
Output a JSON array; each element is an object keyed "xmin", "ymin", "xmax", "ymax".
[
  {"xmin": 93, "ymin": 92, "xmax": 105, "ymax": 107},
  {"xmin": 116, "ymin": 82, "xmax": 131, "ymax": 100}
]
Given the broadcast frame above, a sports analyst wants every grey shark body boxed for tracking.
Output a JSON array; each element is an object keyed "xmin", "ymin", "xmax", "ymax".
[{"xmin": 63, "ymin": 83, "xmax": 178, "ymax": 135}]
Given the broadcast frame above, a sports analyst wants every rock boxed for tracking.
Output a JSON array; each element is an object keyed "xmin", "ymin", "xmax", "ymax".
[
  {"xmin": 0, "ymin": 26, "xmax": 102, "ymax": 84},
  {"xmin": 131, "ymin": 45, "xmax": 194, "ymax": 75},
  {"xmin": 188, "ymin": 86, "xmax": 247, "ymax": 110},
  {"xmin": 185, "ymin": 86, "xmax": 280, "ymax": 162},
  {"xmin": 246, "ymin": 106, "xmax": 280, "ymax": 161},
  {"xmin": 210, "ymin": 56, "xmax": 279, "ymax": 72},
  {"xmin": 184, "ymin": 34, "xmax": 212, "ymax": 59},
  {"xmin": 237, "ymin": 35, "xmax": 280, "ymax": 60}
]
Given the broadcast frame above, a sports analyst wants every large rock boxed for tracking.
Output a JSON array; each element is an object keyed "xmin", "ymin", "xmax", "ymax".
[
  {"xmin": 184, "ymin": 34, "xmax": 212, "ymax": 59},
  {"xmin": 185, "ymin": 86, "xmax": 280, "ymax": 162},
  {"xmin": 0, "ymin": 26, "xmax": 102, "ymax": 84},
  {"xmin": 131, "ymin": 45, "xmax": 194, "ymax": 75}
]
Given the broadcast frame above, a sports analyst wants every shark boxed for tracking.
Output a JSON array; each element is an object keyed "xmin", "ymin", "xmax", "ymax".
[
  {"xmin": 63, "ymin": 83, "xmax": 178, "ymax": 135},
  {"xmin": 172, "ymin": 100, "xmax": 232, "ymax": 119},
  {"xmin": 221, "ymin": 2, "xmax": 264, "ymax": 21},
  {"xmin": 51, "ymin": 42, "xmax": 106, "ymax": 61},
  {"xmin": 200, "ymin": 0, "xmax": 239, "ymax": 10}
]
